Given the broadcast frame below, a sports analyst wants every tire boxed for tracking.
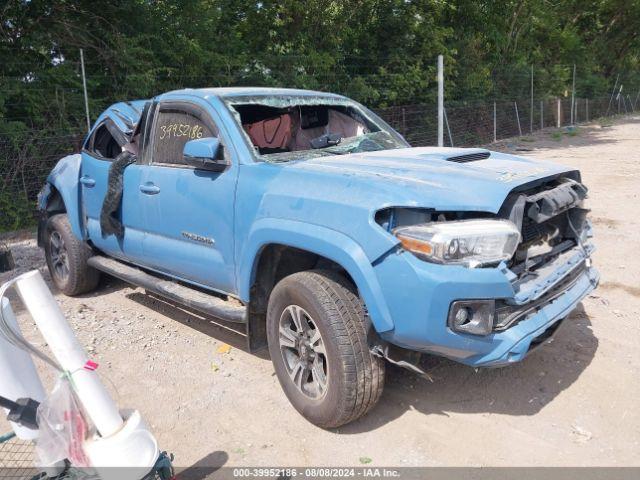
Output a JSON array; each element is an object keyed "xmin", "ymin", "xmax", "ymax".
[
  {"xmin": 44, "ymin": 214, "xmax": 100, "ymax": 296},
  {"xmin": 267, "ymin": 269, "xmax": 385, "ymax": 428}
]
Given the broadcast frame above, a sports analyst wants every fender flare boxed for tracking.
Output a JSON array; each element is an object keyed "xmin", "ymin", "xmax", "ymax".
[
  {"xmin": 40, "ymin": 154, "xmax": 85, "ymax": 241},
  {"xmin": 238, "ymin": 218, "xmax": 395, "ymax": 333}
]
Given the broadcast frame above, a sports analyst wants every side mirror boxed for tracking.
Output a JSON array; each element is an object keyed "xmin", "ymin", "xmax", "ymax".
[{"xmin": 183, "ymin": 137, "xmax": 229, "ymax": 172}]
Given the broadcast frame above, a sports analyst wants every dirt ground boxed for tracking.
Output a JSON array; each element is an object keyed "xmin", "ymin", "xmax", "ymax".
[{"xmin": 1, "ymin": 116, "xmax": 639, "ymax": 468}]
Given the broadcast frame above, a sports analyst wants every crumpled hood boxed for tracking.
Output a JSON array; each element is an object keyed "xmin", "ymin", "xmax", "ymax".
[{"xmin": 286, "ymin": 147, "xmax": 578, "ymax": 213}]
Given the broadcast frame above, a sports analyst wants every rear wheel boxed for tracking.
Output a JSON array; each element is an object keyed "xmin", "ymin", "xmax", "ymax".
[
  {"xmin": 267, "ymin": 269, "xmax": 385, "ymax": 428},
  {"xmin": 44, "ymin": 214, "xmax": 100, "ymax": 296}
]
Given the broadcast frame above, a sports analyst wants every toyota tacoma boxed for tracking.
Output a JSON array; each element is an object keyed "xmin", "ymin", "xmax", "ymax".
[{"xmin": 37, "ymin": 87, "xmax": 599, "ymax": 428}]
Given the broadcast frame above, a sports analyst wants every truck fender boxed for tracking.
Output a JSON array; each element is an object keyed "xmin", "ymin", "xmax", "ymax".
[
  {"xmin": 238, "ymin": 218, "xmax": 395, "ymax": 333},
  {"xmin": 40, "ymin": 154, "xmax": 84, "ymax": 241}
]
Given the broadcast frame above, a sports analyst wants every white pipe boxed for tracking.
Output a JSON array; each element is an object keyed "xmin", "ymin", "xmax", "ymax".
[
  {"xmin": 13, "ymin": 271, "xmax": 124, "ymax": 437},
  {"xmin": 0, "ymin": 298, "xmax": 46, "ymax": 440}
]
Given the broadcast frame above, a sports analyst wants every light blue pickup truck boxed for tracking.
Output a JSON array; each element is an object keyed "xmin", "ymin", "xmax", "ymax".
[{"xmin": 38, "ymin": 88, "xmax": 598, "ymax": 427}]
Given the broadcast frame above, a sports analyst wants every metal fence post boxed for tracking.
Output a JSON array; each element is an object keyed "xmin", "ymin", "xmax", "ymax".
[
  {"xmin": 514, "ymin": 102, "xmax": 522, "ymax": 136},
  {"xmin": 575, "ymin": 98, "xmax": 578, "ymax": 123},
  {"xmin": 80, "ymin": 48, "xmax": 91, "ymax": 132},
  {"xmin": 557, "ymin": 98, "xmax": 561, "ymax": 128},
  {"xmin": 530, "ymin": 65, "xmax": 534, "ymax": 134},
  {"xmin": 493, "ymin": 101, "xmax": 497, "ymax": 142},
  {"xmin": 540, "ymin": 99, "xmax": 543, "ymax": 130},
  {"xmin": 444, "ymin": 107, "xmax": 453, "ymax": 147},
  {"xmin": 586, "ymin": 98, "xmax": 589, "ymax": 122},
  {"xmin": 618, "ymin": 93, "xmax": 621, "ymax": 114},
  {"xmin": 570, "ymin": 64, "xmax": 576, "ymax": 125},
  {"xmin": 606, "ymin": 74, "xmax": 619, "ymax": 116},
  {"xmin": 437, "ymin": 55, "xmax": 444, "ymax": 147}
]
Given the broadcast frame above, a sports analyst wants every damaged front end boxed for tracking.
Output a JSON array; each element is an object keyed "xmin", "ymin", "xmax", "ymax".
[
  {"xmin": 494, "ymin": 177, "xmax": 598, "ymax": 331},
  {"xmin": 372, "ymin": 174, "xmax": 599, "ymax": 368}
]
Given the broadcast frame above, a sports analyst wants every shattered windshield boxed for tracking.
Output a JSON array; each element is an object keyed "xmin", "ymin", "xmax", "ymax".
[
  {"xmin": 225, "ymin": 96, "xmax": 408, "ymax": 162},
  {"xmin": 258, "ymin": 131, "xmax": 403, "ymax": 163}
]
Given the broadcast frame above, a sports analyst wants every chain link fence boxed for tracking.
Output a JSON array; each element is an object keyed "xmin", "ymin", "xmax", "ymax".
[
  {"xmin": 1, "ymin": 72, "xmax": 637, "ymax": 233},
  {"xmin": 378, "ymin": 95, "xmax": 625, "ymax": 147}
]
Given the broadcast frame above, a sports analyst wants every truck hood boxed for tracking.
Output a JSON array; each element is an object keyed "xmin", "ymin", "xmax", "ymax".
[{"xmin": 286, "ymin": 147, "xmax": 578, "ymax": 213}]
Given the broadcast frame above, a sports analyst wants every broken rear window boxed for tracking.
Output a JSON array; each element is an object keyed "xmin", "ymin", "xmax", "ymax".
[{"xmin": 226, "ymin": 96, "xmax": 408, "ymax": 162}]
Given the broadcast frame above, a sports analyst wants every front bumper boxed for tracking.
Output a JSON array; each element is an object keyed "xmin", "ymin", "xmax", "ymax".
[{"xmin": 374, "ymin": 244, "xmax": 599, "ymax": 368}]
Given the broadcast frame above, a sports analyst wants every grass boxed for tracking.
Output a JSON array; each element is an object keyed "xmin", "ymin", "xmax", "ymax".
[
  {"xmin": 550, "ymin": 131, "xmax": 563, "ymax": 141},
  {"xmin": 549, "ymin": 126, "xmax": 581, "ymax": 141}
]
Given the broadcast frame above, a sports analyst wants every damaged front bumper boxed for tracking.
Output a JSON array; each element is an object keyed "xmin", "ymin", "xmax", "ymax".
[
  {"xmin": 374, "ymin": 241, "xmax": 599, "ymax": 368},
  {"xmin": 463, "ymin": 262, "xmax": 599, "ymax": 367}
]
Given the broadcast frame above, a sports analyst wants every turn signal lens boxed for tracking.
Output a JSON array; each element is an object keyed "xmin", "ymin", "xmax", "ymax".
[{"xmin": 395, "ymin": 234, "xmax": 433, "ymax": 256}]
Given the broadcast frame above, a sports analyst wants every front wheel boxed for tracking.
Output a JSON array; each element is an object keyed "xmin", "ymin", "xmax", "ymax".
[
  {"xmin": 44, "ymin": 214, "xmax": 100, "ymax": 296},
  {"xmin": 267, "ymin": 270, "xmax": 385, "ymax": 428}
]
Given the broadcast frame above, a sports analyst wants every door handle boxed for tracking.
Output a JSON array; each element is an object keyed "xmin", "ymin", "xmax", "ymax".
[
  {"xmin": 139, "ymin": 182, "xmax": 160, "ymax": 195},
  {"xmin": 79, "ymin": 175, "xmax": 95, "ymax": 187}
]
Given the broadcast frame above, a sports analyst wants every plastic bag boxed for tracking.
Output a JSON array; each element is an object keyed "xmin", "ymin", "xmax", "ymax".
[{"xmin": 35, "ymin": 377, "xmax": 92, "ymax": 467}]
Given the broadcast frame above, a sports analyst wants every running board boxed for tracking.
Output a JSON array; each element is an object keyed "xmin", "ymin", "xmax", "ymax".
[{"xmin": 87, "ymin": 256, "xmax": 247, "ymax": 323}]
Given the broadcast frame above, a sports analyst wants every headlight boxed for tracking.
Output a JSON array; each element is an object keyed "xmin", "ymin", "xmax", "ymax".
[{"xmin": 394, "ymin": 219, "xmax": 520, "ymax": 267}]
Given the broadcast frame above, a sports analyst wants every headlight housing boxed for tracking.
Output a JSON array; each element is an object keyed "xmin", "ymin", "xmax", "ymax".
[{"xmin": 394, "ymin": 219, "xmax": 521, "ymax": 267}]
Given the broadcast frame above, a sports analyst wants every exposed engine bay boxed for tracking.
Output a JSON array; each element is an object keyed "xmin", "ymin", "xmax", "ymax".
[{"xmin": 499, "ymin": 176, "xmax": 590, "ymax": 278}]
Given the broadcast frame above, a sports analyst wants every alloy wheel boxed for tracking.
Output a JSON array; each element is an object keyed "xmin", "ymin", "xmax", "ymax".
[
  {"xmin": 278, "ymin": 304, "xmax": 328, "ymax": 399},
  {"xmin": 49, "ymin": 230, "xmax": 69, "ymax": 282}
]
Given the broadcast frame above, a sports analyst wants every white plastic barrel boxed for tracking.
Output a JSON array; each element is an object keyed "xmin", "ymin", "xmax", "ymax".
[{"xmin": 0, "ymin": 297, "xmax": 46, "ymax": 440}]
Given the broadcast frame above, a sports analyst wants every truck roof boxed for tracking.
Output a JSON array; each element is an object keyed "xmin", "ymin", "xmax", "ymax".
[
  {"xmin": 164, "ymin": 86, "xmax": 345, "ymax": 100},
  {"xmin": 94, "ymin": 88, "xmax": 348, "ymax": 138}
]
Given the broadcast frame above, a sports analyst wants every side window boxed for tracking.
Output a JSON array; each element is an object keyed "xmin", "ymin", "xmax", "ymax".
[
  {"xmin": 151, "ymin": 106, "xmax": 217, "ymax": 166},
  {"xmin": 85, "ymin": 123, "xmax": 123, "ymax": 160}
]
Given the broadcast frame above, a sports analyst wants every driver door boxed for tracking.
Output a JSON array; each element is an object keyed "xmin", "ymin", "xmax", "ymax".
[{"xmin": 137, "ymin": 100, "xmax": 238, "ymax": 294}]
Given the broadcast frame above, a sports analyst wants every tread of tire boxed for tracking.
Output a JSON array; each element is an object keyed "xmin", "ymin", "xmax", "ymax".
[
  {"xmin": 292, "ymin": 269, "xmax": 385, "ymax": 427},
  {"xmin": 48, "ymin": 214, "xmax": 99, "ymax": 296}
]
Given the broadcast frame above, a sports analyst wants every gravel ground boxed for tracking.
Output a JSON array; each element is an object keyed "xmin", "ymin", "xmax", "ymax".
[{"xmin": 1, "ymin": 116, "xmax": 639, "ymax": 468}]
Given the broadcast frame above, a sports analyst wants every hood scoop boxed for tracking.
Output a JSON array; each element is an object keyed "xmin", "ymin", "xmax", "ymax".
[{"xmin": 446, "ymin": 150, "xmax": 491, "ymax": 163}]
